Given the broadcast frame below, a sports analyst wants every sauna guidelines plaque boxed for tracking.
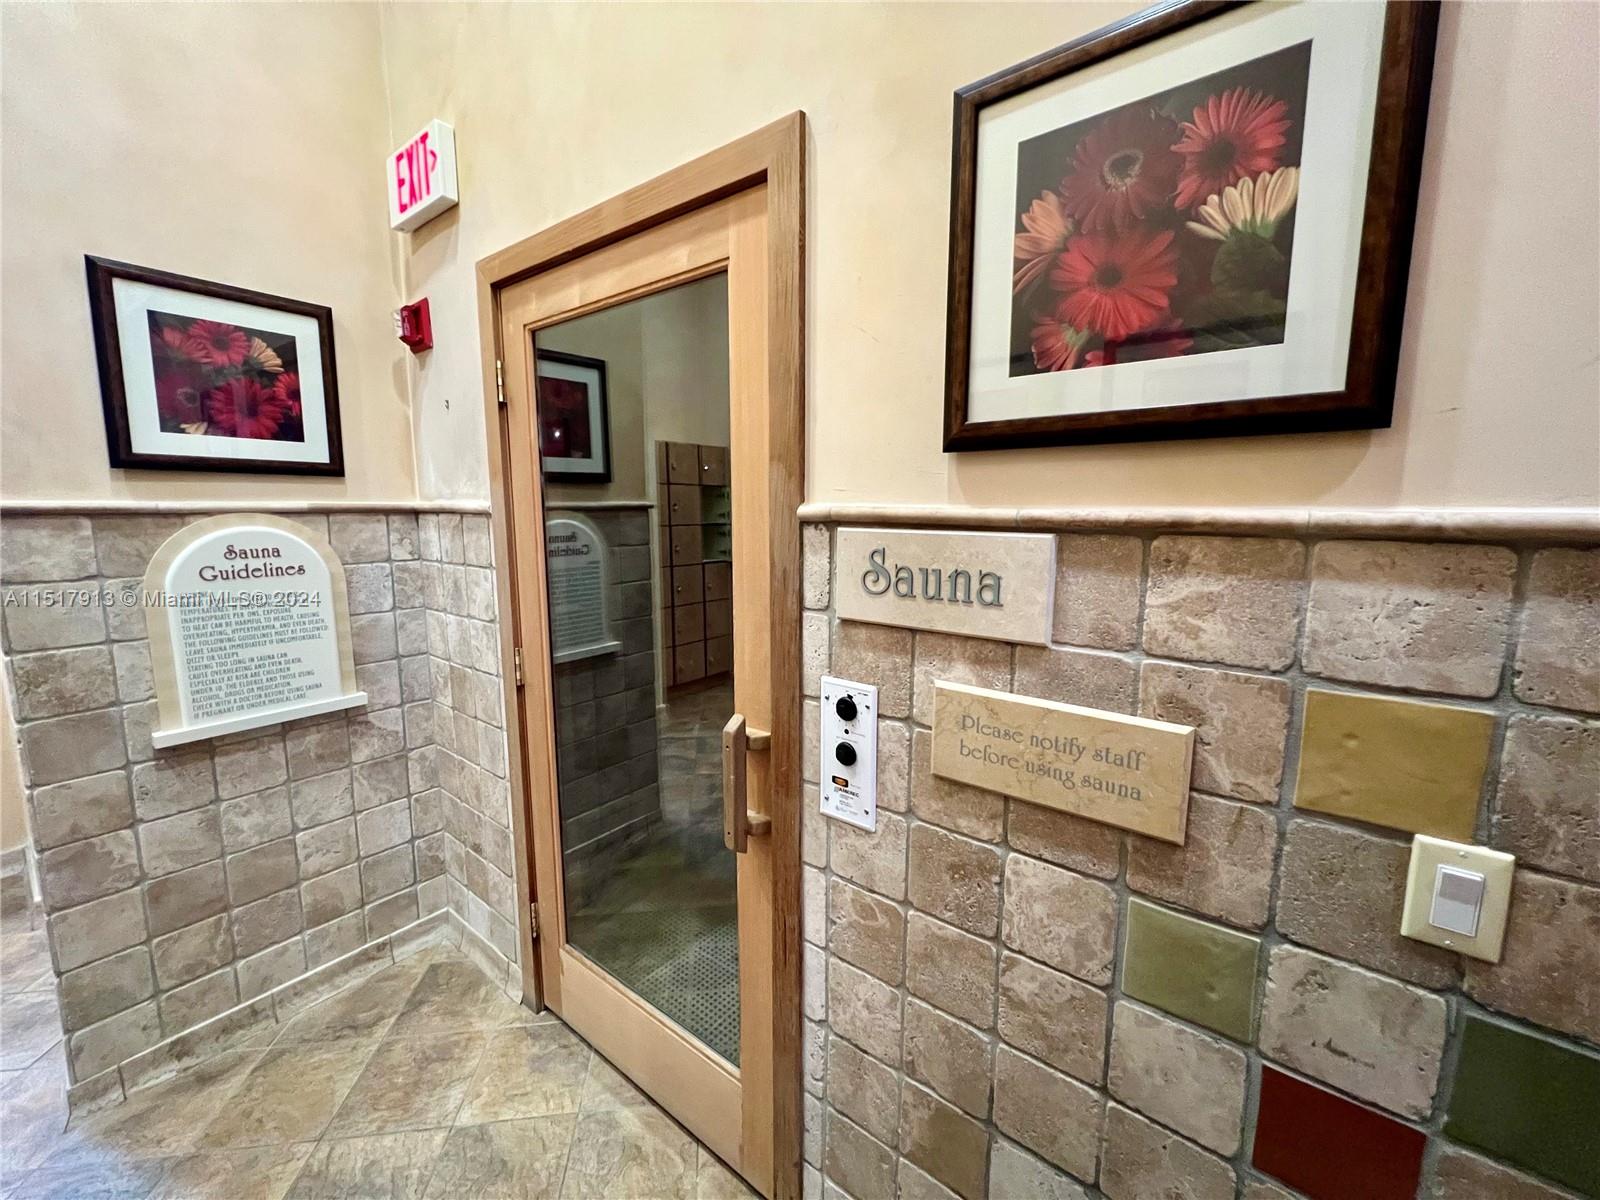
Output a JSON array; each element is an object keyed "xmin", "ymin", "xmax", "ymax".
[
  {"xmin": 931, "ymin": 681, "xmax": 1195, "ymax": 842},
  {"xmin": 143, "ymin": 514, "xmax": 366, "ymax": 748}
]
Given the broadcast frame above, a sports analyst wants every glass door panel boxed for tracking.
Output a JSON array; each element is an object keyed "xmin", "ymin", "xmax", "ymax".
[{"xmin": 533, "ymin": 273, "xmax": 739, "ymax": 1064}]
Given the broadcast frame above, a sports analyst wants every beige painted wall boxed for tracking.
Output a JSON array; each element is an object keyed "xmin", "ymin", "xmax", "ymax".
[
  {"xmin": 0, "ymin": 2, "xmax": 1591, "ymax": 507},
  {"xmin": 642, "ymin": 274, "xmax": 731, "ymax": 455},
  {"xmin": 385, "ymin": 0, "xmax": 1599, "ymax": 511},
  {"xmin": 541, "ymin": 303, "xmax": 649, "ymax": 505},
  {"xmin": 540, "ymin": 274, "xmax": 730, "ymax": 507},
  {"xmin": 0, "ymin": 3, "xmax": 416, "ymax": 504}
]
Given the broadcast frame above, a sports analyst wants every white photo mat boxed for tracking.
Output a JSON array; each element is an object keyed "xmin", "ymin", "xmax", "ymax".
[{"xmin": 112, "ymin": 277, "xmax": 332, "ymax": 464}]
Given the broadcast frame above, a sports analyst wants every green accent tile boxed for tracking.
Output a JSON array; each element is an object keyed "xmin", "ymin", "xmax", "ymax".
[
  {"xmin": 1120, "ymin": 897, "xmax": 1260, "ymax": 1042},
  {"xmin": 1445, "ymin": 1016, "xmax": 1600, "ymax": 1196},
  {"xmin": 1293, "ymin": 689, "xmax": 1493, "ymax": 840}
]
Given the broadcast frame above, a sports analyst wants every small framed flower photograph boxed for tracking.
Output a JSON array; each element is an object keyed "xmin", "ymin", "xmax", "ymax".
[
  {"xmin": 945, "ymin": 0, "xmax": 1439, "ymax": 449},
  {"xmin": 535, "ymin": 348, "xmax": 612, "ymax": 483},
  {"xmin": 86, "ymin": 256, "xmax": 343, "ymax": 474}
]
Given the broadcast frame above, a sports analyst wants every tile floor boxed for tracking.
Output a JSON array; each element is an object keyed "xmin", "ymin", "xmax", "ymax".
[
  {"xmin": 563, "ymin": 681, "xmax": 741, "ymax": 1065},
  {"xmin": 0, "ymin": 871, "xmax": 755, "ymax": 1199}
]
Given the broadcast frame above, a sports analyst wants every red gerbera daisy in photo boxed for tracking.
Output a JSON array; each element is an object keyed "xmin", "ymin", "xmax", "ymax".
[
  {"xmin": 272, "ymin": 372, "xmax": 303, "ymax": 418},
  {"xmin": 204, "ymin": 377, "xmax": 290, "ymax": 440},
  {"xmin": 150, "ymin": 323, "xmax": 192, "ymax": 365},
  {"xmin": 1029, "ymin": 314, "xmax": 1090, "ymax": 373},
  {"xmin": 154, "ymin": 367, "xmax": 206, "ymax": 427},
  {"xmin": 1014, "ymin": 191, "xmax": 1074, "ymax": 294},
  {"xmin": 1059, "ymin": 106, "xmax": 1181, "ymax": 234},
  {"xmin": 1172, "ymin": 87, "xmax": 1291, "ymax": 209},
  {"xmin": 184, "ymin": 319, "xmax": 251, "ymax": 369},
  {"xmin": 1049, "ymin": 229, "xmax": 1178, "ymax": 342}
]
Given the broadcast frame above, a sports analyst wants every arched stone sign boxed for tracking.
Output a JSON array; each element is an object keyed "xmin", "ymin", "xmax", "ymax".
[
  {"xmin": 545, "ymin": 512, "xmax": 621, "ymax": 663},
  {"xmin": 143, "ymin": 513, "xmax": 366, "ymax": 748}
]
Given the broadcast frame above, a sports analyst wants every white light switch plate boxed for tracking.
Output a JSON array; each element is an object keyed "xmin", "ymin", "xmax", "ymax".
[
  {"xmin": 819, "ymin": 676, "xmax": 877, "ymax": 832},
  {"xmin": 1400, "ymin": 834, "xmax": 1515, "ymax": 962}
]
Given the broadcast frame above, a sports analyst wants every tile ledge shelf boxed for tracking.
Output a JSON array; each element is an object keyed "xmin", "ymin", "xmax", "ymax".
[
  {"xmin": 0, "ymin": 498, "xmax": 493, "ymax": 515},
  {"xmin": 795, "ymin": 503, "xmax": 1600, "ymax": 543}
]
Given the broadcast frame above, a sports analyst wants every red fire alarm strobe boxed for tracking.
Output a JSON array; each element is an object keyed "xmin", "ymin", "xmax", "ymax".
[{"xmin": 396, "ymin": 298, "xmax": 432, "ymax": 353}]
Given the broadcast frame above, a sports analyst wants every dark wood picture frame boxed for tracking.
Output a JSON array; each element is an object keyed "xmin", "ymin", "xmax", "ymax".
[
  {"xmin": 85, "ymin": 255, "xmax": 344, "ymax": 475},
  {"xmin": 534, "ymin": 347, "xmax": 613, "ymax": 484},
  {"xmin": 943, "ymin": 0, "xmax": 1440, "ymax": 450}
]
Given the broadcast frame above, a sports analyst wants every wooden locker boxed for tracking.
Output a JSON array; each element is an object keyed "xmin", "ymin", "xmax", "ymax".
[
  {"xmin": 672, "ymin": 603, "xmax": 705, "ymax": 647},
  {"xmin": 669, "ymin": 525, "xmax": 704, "ymax": 565},
  {"xmin": 698, "ymin": 444, "xmax": 729, "ymax": 486},
  {"xmin": 705, "ymin": 636, "xmax": 733, "ymax": 677},
  {"xmin": 674, "ymin": 642, "xmax": 705, "ymax": 684},
  {"xmin": 671, "ymin": 565, "xmax": 704, "ymax": 606},
  {"xmin": 703, "ymin": 560, "xmax": 732, "ymax": 602},
  {"xmin": 704, "ymin": 598, "xmax": 733, "ymax": 640},
  {"xmin": 666, "ymin": 442, "xmax": 700, "ymax": 484},
  {"xmin": 667, "ymin": 485, "xmax": 702, "ymax": 526}
]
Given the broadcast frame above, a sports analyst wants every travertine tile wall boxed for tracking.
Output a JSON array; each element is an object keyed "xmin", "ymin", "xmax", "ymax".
[
  {"xmin": 548, "ymin": 506, "xmax": 661, "ymax": 912},
  {"xmin": 799, "ymin": 524, "xmax": 1598, "ymax": 1200},
  {"xmin": 0, "ymin": 508, "xmax": 519, "ymax": 1095},
  {"xmin": 415, "ymin": 511, "xmax": 520, "ymax": 970}
]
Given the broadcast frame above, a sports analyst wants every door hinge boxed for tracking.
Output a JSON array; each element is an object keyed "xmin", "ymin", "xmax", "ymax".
[
  {"xmin": 495, "ymin": 358, "xmax": 506, "ymax": 406},
  {"xmin": 513, "ymin": 645, "xmax": 524, "ymax": 687},
  {"xmin": 528, "ymin": 902, "xmax": 538, "ymax": 940}
]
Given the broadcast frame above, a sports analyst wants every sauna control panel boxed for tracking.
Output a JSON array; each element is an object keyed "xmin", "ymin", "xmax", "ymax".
[{"xmin": 820, "ymin": 676, "xmax": 877, "ymax": 832}]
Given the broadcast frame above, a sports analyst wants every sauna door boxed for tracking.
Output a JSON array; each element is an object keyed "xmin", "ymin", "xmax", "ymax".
[{"xmin": 496, "ymin": 185, "xmax": 794, "ymax": 1196}]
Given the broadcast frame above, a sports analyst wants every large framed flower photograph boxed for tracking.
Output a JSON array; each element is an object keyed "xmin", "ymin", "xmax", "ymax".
[
  {"xmin": 944, "ymin": 0, "xmax": 1439, "ymax": 449},
  {"xmin": 86, "ymin": 257, "xmax": 343, "ymax": 474}
]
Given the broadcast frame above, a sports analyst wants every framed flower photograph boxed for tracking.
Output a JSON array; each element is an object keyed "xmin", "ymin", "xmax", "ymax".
[
  {"xmin": 944, "ymin": 0, "xmax": 1439, "ymax": 449},
  {"xmin": 85, "ymin": 257, "xmax": 343, "ymax": 474},
  {"xmin": 536, "ymin": 348, "xmax": 612, "ymax": 483}
]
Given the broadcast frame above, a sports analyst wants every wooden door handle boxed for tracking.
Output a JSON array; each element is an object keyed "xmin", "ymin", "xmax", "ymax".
[{"xmin": 722, "ymin": 713, "xmax": 772, "ymax": 853}]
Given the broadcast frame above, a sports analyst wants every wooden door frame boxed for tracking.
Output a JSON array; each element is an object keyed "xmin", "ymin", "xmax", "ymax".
[{"xmin": 474, "ymin": 113, "xmax": 805, "ymax": 1200}]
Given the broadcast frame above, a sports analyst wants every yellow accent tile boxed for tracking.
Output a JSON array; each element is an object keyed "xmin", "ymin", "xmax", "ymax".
[{"xmin": 1293, "ymin": 689, "xmax": 1493, "ymax": 839}]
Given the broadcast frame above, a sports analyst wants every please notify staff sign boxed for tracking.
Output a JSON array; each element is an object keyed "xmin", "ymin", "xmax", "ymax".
[{"xmin": 931, "ymin": 680, "xmax": 1194, "ymax": 843}]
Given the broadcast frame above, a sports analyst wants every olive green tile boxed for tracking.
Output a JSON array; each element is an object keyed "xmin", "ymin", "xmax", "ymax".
[
  {"xmin": 1444, "ymin": 1016, "xmax": 1600, "ymax": 1196},
  {"xmin": 1293, "ymin": 689, "xmax": 1493, "ymax": 839},
  {"xmin": 1120, "ymin": 898, "xmax": 1260, "ymax": 1042}
]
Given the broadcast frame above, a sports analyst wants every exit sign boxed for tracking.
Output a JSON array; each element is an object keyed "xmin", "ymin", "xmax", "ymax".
[{"xmin": 388, "ymin": 120, "xmax": 458, "ymax": 232}]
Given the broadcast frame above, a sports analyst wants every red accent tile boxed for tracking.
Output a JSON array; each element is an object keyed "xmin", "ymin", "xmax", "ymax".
[{"xmin": 1252, "ymin": 1065, "xmax": 1426, "ymax": 1200}]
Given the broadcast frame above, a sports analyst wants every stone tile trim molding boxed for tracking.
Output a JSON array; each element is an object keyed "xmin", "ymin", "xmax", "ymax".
[
  {"xmin": 800, "ymin": 518, "xmax": 1598, "ymax": 1200},
  {"xmin": 795, "ymin": 502, "xmax": 1600, "ymax": 543},
  {"xmin": 2, "ymin": 500, "xmax": 493, "ymax": 515},
  {"xmin": 2, "ymin": 507, "xmax": 522, "ymax": 1096}
]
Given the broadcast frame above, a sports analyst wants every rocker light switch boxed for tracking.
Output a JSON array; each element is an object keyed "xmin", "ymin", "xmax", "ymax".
[{"xmin": 1401, "ymin": 835, "xmax": 1514, "ymax": 962}]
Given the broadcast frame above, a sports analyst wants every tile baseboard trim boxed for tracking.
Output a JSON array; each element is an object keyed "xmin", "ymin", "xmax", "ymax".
[
  {"xmin": 453, "ymin": 909, "xmax": 524, "ymax": 1001},
  {"xmin": 0, "ymin": 844, "xmax": 30, "ymax": 880},
  {"xmin": 795, "ymin": 503, "xmax": 1600, "ymax": 543},
  {"xmin": 64, "ymin": 904, "xmax": 482, "ymax": 1114}
]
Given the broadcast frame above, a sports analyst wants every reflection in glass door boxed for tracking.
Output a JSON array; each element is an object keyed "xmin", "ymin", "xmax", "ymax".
[{"xmin": 533, "ymin": 273, "xmax": 739, "ymax": 1064}]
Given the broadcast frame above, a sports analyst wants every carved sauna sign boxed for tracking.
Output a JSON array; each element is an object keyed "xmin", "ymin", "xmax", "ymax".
[
  {"xmin": 931, "ymin": 681, "xmax": 1195, "ymax": 843},
  {"xmin": 832, "ymin": 527, "xmax": 1056, "ymax": 644},
  {"xmin": 144, "ymin": 515, "xmax": 366, "ymax": 749}
]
